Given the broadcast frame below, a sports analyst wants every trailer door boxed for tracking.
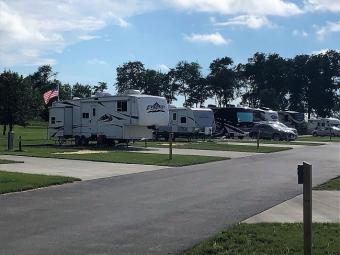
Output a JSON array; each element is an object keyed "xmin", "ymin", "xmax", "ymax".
[
  {"xmin": 90, "ymin": 104, "xmax": 98, "ymax": 135},
  {"xmin": 64, "ymin": 107, "xmax": 73, "ymax": 136}
]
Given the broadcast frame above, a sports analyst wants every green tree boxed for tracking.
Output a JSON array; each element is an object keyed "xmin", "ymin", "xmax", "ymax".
[
  {"xmin": 0, "ymin": 70, "xmax": 32, "ymax": 133},
  {"xmin": 30, "ymin": 65, "xmax": 60, "ymax": 120},
  {"xmin": 304, "ymin": 50, "xmax": 340, "ymax": 117},
  {"xmin": 143, "ymin": 69, "xmax": 166, "ymax": 96},
  {"xmin": 59, "ymin": 83, "xmax": 72, "ymax": 100},
  {"xmin": 72, "ymin": 83, "xmax": 92, "ymax": 98},
  {"xmin": 93, "ymin": 82, "xmax": 108, "ymax": 94},
  {"xmin": 208, "ymin": 57, "xmax": 238, "ymax": 107},
  {"xmin": 115, "ymin": 61, "xmax": 146, "ymax": 93},
  {"xmin": 172, "ymin": 61, "xmax": 203, "ymax": 106},
  {"xmin": 239, "ymin": 53, "xmax": 289, "ymax": 110},
  {"xmin": 186, "ymin": 77, "xmax": 210, "ymax": 107}
]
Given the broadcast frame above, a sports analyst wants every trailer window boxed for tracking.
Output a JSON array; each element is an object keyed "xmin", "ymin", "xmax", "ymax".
[
  {"xmin": 82, "ymin": 113, "xmax": 89, "ymax": 119},
  {"xmin": 117, "ymin": 101, "xmax": 127, "ymax": 112},
  {"xmin": 50, "ymin": 117, "xmax": 55, "ymax": 124},
  {"xmin": 180, "ymin": 117, "xmax": 186, "ymax": 123},
  {"xmin": 92, "ymin": 108, "xmax": 96, "ymax": 116},
  {"xmin": 173, "ymin": 113, "xmax": 177, "ymax": 121}
]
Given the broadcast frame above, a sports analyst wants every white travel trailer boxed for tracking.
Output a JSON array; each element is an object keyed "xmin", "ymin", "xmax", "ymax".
[
  {"xmin": 48, "ymin": 90, "xmax": 169, "ymax": 145},
  {"xmin": 307, "ymin": 117, "xmax": 340, "ymax": 134},
  {"xmin": 156, "ymin": 107, "xmax": 215, "ymax": 139}
]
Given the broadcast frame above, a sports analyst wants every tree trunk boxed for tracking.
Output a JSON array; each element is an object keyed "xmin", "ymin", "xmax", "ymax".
[
  {"xmin": 2, "ymin": 125, "xmax": 6, "ymax": 136},
  {"xmin": 9, "ymin": 123, "xmax": 13, "ymax": 132}
]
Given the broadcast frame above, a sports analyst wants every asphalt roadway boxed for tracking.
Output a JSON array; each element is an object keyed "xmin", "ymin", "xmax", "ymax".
[{"xmin": 0, "ymin": 143, "xmax": 339, "ymax": 255}]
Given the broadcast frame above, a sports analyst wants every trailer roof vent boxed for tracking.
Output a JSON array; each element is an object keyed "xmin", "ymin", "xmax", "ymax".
[{"xmin": 123, "ymin": 89, "xmax": 141, "ymax": 95}]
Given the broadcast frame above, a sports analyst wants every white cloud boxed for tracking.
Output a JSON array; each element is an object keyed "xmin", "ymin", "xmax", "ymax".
[
  {"xmin": 292, "ymin": 29, "xmax": 309, "ymax": 37},
  {"xmin": 315, "ymin": 21, "xmax": 340, "ymax": 40},
  {"xmin": 167, "ymin": 0, "xmax": 302, "ymax": 16},
  {"xmin": 158, "ymin": 64, "xmax": 170, "ymax": 72},
  {"xmin": 87, "ymin": 58, "xmax": 108, "ymax": 65},
  {"xmin": 304, "ymin": 0, "xmax": 340, "ymax": 12},
  {"xmin": 78, "ymin": 35, "xmax": 102, "ymax": 41},
  {"xmin": 0, "ymin": 0, "xmax": 157, "ymax": 67},
  {"xmin": 312, "ymin": 48, "xmax": 340, "ymax": 55},
  {"xmin": 214, "ymin": 15, "xmax": 272, "ymax": 29},
  {"xmin": 184, "ymin": 32, "xmax": 230, "ymax": 45}
]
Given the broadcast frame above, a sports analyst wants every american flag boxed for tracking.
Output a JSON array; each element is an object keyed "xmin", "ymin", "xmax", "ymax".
[{"xmin": 43, "ymin": 87, "xmax": 59, "ymax": 104}]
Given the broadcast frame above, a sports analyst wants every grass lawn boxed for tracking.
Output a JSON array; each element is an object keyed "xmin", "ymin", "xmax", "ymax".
[
  {"xmin": 136, "ymin": 141, "xmax": 292, "ymax": 153},
  {"xmin": 0, "ymin": 170, "xmax": 80, "ymax": 194},
  {"xmin": 0, "ymin": 120, "xmax": 52, "ymax": 149},
  {"xmin": 0, "ymin": 122, "xmax": 227, "ymax": 166},
  {"xmin": 314, "ymin": 176, "xmax": 340, "ymax": 191},
  {"xmin": 1, "ymin": 146, "xmax": 228, "ymax": 166},
  {"xmin": 297, "ymin": 135, "xmax": 340, "ymax": 142},
  {"xmin": 182, "ymin": 223, "xmax": 340, "ymax": 255},
  {"xmin": 0, "ymin": 159, "xmax": 23, "ymax": 164},
  {"xmin": 228, "ymin": 139, "xmax": 324, "ymax": 146}
]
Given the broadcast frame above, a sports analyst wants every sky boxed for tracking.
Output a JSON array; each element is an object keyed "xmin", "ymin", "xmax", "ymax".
[{"xmin": 0, "ymin": 0, "xmax": 339, "ymax": 106}]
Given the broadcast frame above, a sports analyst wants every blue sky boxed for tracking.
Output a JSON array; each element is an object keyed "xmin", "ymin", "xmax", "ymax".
[{"xmin": 0, "ymin": 0, "xmax": 339, "ymax": 105}]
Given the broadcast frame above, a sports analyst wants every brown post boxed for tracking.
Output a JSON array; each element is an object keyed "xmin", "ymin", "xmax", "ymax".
[
  {"xmin": 169, "ymin": 132, "xmax": 173, "ymax": 160},
  {"xmin": 303, "ymin": 162, "xmax": 312, "ymax": 255}
]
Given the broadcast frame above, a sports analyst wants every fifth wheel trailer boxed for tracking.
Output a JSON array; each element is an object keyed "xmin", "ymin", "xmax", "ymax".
[{"xmin": 48, "ymin": 90, "xmax": 169, "ymax": 145}]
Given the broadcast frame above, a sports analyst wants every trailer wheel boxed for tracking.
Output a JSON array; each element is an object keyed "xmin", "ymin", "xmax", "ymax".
[
  {"xmin": 272, "ymin": 133, "xmax": 281, "ymax": 141},
  {"xmin": 75, "ymin": 136, "xmax": 81, "ymax": 146},
  {"xmin": 80, "ymin": 136, "xmax": 89, "ymax": 146}
]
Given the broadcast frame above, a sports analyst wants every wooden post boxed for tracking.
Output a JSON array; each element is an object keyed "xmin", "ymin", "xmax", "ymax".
[
  {"xmin": 298, "ymin": 162, "xmax": 312, "ymax": 255},
  {"xmin": 303, "ymin": 162, "xmax": 312, "ymax": 255},
  {"xmin": 19, "ymin": 136, "xmax": 22, "ymax": 152},
  {"xmin": 257, "ymin": 130, "xmax": 260, "ymax": 149},
  {"xmin": 169, "ymin": 132, "xmax": 173, "ymax": 160}
]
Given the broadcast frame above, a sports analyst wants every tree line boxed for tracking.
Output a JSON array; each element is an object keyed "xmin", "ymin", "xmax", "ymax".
[{"xmin": 0, "ymin": 50, "xmax": 339, "ymax": 135}]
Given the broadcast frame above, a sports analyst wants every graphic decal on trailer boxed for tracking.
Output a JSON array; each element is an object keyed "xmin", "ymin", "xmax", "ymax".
[{"xmin": 146, "ymin": 102, "xmax": 166, "ymax": 113}]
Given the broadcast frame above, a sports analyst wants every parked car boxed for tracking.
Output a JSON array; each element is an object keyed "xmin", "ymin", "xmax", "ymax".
[
  {"xmin": 312, "ymin": 126, "xmax": 340, "ymax": 137},
  {"xmin": 272, "ymin": 121, "xmax": 298, "ymax": 136},
  {"xmin": 249, "ymin": 122, "xmax": 297, "ymax": 141}
]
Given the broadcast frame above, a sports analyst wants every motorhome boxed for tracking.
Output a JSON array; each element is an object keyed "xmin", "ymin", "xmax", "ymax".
[
  {"xmin": 210, "ymin": 107, "xmax": 253, "ymax": 137},
  {"xmin": 307, "ymin": 117, "xmax": 340, "ymax": 134},
  {"xmin": 253, "ymin": 108, "xmax": 279, "ymax": 122},
  {"xmin": 48, "ymin": 90, "xmax": 169, "ymax": 145},
  {"xmin": 156, "ymin": 107, "xmax": 215, "ymax": 139},
  {"xmin": 278, "ymin": 111, "xmax": 307, "ymax": 134}
]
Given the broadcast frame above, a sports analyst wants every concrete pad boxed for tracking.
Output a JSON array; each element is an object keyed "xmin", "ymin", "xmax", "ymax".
[
  {"xmin": 135, "ymin": 147, "xmax": 261, "ymax": 158},
  {"xmin": 0, "ymin": 155, "xmax": 167, "ymax": 180},
  {"xmin": 218, "ymin": 141, "xmax": 304, "ymax": 148},
  {"xmin": 244, "ymin": 191, "xmax": 340, "ymax": 223}
]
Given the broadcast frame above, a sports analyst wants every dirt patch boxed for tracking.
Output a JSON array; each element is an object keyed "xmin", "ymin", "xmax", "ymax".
[{"xmin": 53, "ymin": 150, "xmax": 109, "ymax": 155}]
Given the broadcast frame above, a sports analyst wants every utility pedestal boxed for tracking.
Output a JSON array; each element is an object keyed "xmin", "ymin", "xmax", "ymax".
[{"xmin": 297, "ymin": 162, "xmax": 312, "ymax": 255}]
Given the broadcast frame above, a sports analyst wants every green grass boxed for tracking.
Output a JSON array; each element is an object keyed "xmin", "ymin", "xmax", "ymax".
[
  {"xmin": 0, "ymin": 122, "xmax": 226, "ymax": 166},
  {"xmin": 297, "ymin": 135, "xmax": 340, "ymax": 142},
  {"xmin": 0, "ymin": 121, "xmax": 52, "ymax": 149},
  {"xmin": 182, "ymin": 223, "xmax": 340, "ymax": 255},
  {"xmin": 137, "ymin": 141, "xmax": 292, "ymax": 153},
  {"xmin": 0, "ymin": 170, "xmax": 80, "ymax": 194},
  {"xmin": 228, "ymin": 139, "xmax": 325, "ymax": 146},
  {"xmin": 2, "ymin": 146, "xmax": 227, "ymax": 167},
  {"xmin": 0, "ymin": 159, "xmax": 23, "ymax": 164},
  {"xmin": 314, "ymin": 176, "xmax": 340, "ymax": 191}
]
